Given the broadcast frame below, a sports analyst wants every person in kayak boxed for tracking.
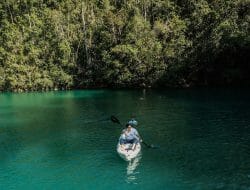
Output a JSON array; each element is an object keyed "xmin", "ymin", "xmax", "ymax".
[{"xmin": 119, "ymin": 121, "xmax": 140, "ymax": 150}]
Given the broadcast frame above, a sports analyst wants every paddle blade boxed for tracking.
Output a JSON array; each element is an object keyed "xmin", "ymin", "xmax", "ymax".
[
  {"xmin": 110, "ymin": 115, "xmax": 121, "ymax": 125},
  {"xmin": 150, "ymin": 144, "xmax": 160, "ymax": 149},
  {"xmin": 142, "ymin": 141, "xmax": 159, "ymax": 149}
]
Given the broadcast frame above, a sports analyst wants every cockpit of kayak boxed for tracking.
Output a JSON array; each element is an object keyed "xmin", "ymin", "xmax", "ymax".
[{"xmin": 117, "ymin": 143, "xmax": 141, "ymax": 161}]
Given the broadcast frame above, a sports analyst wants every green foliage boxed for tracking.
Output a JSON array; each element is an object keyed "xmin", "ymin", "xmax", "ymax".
[
  {"xmin": 102, "ymin": 14, "xmax": 164, "ymax": 87},
  {"xmin": 0, "ymin": 0, "xmax": 249, "ymax": 91}
]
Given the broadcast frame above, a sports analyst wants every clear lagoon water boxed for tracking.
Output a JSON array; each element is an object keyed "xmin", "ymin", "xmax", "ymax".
[{"xmin": 0, "ymin": 89, "xmax": 250, "ymax": 190}]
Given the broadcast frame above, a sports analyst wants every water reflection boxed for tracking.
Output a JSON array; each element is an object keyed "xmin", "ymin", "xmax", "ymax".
[{"xmin": 126, "ymin": 154, "xmax": 141, "ymax": 184}]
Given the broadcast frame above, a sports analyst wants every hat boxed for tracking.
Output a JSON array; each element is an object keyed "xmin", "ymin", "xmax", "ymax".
[{"xmin": 127, "ymin": 119, "xmax": 138, "ymax": 127}]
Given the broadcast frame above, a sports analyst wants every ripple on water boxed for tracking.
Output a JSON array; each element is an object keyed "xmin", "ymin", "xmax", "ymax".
[{"xmin": 0, "ymin": 89, "xmax": 250, "ymax": 190}]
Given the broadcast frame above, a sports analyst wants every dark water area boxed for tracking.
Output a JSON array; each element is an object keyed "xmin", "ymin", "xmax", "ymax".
[{"xmin": 0, "ymin": 89, "xmax": 250, "ymax": 190}]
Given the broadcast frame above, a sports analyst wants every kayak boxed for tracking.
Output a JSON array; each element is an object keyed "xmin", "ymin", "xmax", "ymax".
[{"xmin": 117, "ymin": 142, "xmax": 141, "ymax": 161}]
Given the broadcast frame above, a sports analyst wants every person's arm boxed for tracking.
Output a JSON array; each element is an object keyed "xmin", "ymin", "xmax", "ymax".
[{"xmin": 133, "ymin": 129, "xmax": 140, "ymax": 141}]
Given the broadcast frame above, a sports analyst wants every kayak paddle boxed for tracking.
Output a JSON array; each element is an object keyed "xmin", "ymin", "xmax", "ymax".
[
  {"xmin": 110, "ymin": 115, "xmax": 159, "ymax": 149},
  {"xmin": 110, "ymin": 115, "xmax": 122, "ymax": 126}
]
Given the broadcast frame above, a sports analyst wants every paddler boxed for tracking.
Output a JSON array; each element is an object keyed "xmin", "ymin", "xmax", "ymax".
[{"xmin": 119, "ymin": 119, "xmax": 140, "ymax": 150}]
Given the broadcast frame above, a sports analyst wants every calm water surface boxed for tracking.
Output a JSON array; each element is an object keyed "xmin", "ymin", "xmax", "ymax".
[{"xmin": 0, "ymin": 89, "xmax": 250, "ymax": 190}]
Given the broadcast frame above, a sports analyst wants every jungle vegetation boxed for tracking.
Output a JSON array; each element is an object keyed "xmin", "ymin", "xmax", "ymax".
[{"xmin": 0, "ymin": 0, "xmax": 249, "ymax": 91}]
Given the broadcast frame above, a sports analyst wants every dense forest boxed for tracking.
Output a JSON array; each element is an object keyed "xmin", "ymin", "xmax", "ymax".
[{"xmin": 0, "ymin": 0, "xmax": 249, "ymax": 91}]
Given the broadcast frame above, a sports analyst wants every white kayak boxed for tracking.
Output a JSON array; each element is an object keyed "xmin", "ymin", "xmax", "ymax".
[{"xmin": 117, "ymin": 143, "xmax": 141, "ymax": 161}]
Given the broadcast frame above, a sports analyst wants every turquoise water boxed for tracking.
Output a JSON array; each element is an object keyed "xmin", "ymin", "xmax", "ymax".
[{"xmin": 0, "ymin": 89, "xmax": 250, "ymax": 190}]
